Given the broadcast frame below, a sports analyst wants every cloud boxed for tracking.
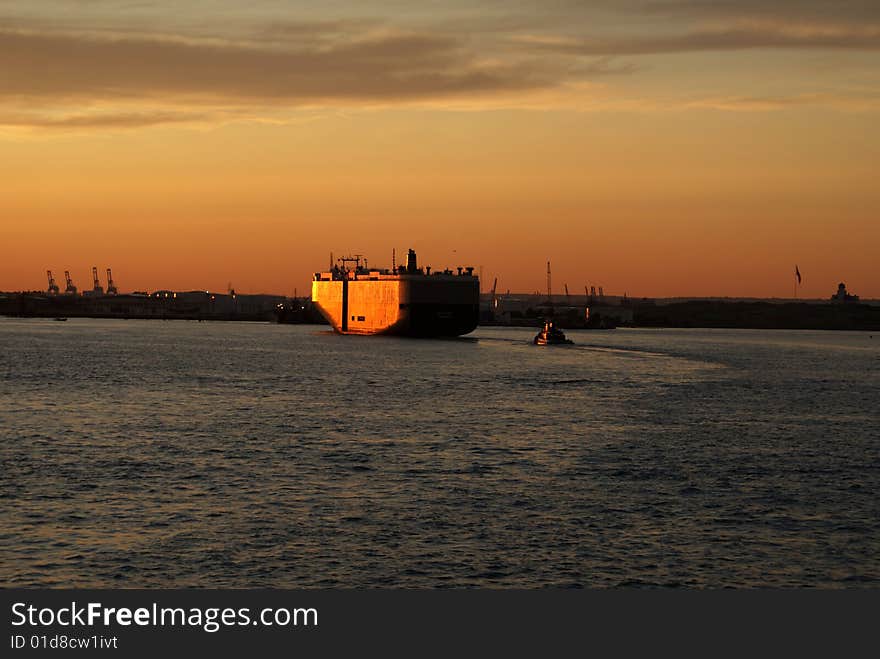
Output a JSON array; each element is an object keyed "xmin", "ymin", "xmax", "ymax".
[
  {"xmin": 682, "ymin": 92, "xmax": 880, "ymax": 112},
  {"xmin": 515, "ymin": 22, "xmax": 880, "ymax": 56},
  {"xmin": 1, "ymin": 4, "xmax": 878, "ymax": 133},
  {"xmin": 0, "ymin": 109, "xmax": 212, "ymax": 129},
  {"xmin": 0, "ymin": 27, "xmax": 552, "ymax": 105},
  {"xmin": 569, "ymin": 56, "xmax": 641, "ymax": 76},
  {"xmin": 641, "ymin": 0, "xmax": 880, "ymax": 24}
]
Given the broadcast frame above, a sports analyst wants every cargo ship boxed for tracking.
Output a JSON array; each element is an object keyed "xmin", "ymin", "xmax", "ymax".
[{"xmin": 311, "ymin": 249, "xmax": 479, "ymax": 336}]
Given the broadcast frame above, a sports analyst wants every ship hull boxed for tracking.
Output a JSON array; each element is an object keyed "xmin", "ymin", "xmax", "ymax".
[{"xmin": 312, "ymin": 277, "xmax": 479, "ymax": 337}]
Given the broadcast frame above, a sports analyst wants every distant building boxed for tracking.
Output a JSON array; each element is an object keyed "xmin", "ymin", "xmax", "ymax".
[
  {"xmin": 586, "ymin": 305, "xmax": 634, "ymax": 327},
  {"xmin": 831, "ymin": 283, "xmax": 859, "ymax": 303}
]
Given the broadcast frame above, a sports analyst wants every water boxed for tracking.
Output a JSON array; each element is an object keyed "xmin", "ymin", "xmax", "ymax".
[{"xmin": 1, "ymin": 318, "xmax": 878, "ymax": 588}]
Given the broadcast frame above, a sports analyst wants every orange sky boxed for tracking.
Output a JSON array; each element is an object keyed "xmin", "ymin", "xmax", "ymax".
[{"xmin": 2, "ymin": 1, "xmax": 878, "ymax": 298}]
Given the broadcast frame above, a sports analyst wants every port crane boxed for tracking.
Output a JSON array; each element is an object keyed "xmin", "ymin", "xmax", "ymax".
[
  {"xmin": 91, "ymin": 266, "xmax": 104, "ymax": 295},
  {"xmin": 64, "ymin": 271, "xmax": 77, "ymax": 295},
  {"xmin": 106, "ymin": 268, "xmax": 118, "ymax": 295},
  {"xmin": 46, "ymin": 270, "xmax": 59, "ymax": 295}
]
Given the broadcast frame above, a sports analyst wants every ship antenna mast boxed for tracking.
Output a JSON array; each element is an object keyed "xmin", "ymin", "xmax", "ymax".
[
  {"xmin": 338, "ymin": 254, "xmax": 363, "ymax": 272},
  {"xmin": 546, "ymin": 260, "xmax": 552, "ymax": 305}
]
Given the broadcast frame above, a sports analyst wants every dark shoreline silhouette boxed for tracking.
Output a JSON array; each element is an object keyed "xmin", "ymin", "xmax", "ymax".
[
  {"xmin": 0, "ymin": 291, "xmax": 301, "ymax": 323},
  {"xmin": 628, "ymin": 300, "xmax": 880, "ymax": 331},
  {"xmin": 2, "ymin": 291, "xmax": 878, "ymax": 330}
]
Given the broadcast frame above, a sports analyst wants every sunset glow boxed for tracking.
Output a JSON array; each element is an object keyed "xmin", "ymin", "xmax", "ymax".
[{"xmin": 2, "ymin": 1, "xmax": 878, "ymax": 298}]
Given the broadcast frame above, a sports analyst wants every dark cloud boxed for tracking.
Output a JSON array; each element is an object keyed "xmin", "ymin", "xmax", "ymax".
[
  {"xmin": 0, "ymin": 28, "xmax": 553, "ymax": 104},
  {"xmin": 520, "ymin": 24, "xmax": 880, "ymax": 56},
  {"xmin": 641, "ymin": 0, "xmax": 880, "ymax": 23},
  {"xmin": 259, "ymin": 19, "xmax": 378, "ymax": 41},
  {"xmin": 2, "ymin": 3, "xmax": 876, "ymax": 127},
  {"xmin": 569, "ymin": 56, "xmax": 641, "ymax": 76}
]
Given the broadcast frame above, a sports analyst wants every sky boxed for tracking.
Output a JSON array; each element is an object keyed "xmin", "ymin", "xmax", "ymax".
[{"xmin": 1, "ymin": 0, "xmax": 878, "ymax": 298}]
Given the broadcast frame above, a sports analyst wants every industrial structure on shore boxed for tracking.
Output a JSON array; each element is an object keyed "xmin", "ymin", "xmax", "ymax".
[
  {"xmin": 1, "ymin": 266, "xmax": 287, "ymax": 321},
  {"xmin": 1, "ymin": 265, "xmax": 876, "ymax": 331},
  {"xmin": 479, "ymin": 281, "xmax": 877, "ymax": 331},
  {"xmin": 480, "ymin": 260, "xmax": 630, "ymax": 329}
]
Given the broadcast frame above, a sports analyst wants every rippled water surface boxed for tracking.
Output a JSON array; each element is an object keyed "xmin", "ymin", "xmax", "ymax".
[{"xmin": 1, "ymin": 318, "xmax": 878, "ymax": 587}]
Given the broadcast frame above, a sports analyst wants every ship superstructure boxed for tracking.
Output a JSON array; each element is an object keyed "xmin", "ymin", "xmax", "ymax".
[{"xmin": 312, "ymin": 249, "xmax": 479, "ymax": 336}]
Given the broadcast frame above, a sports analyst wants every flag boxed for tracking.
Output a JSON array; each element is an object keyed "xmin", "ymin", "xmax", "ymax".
[{"xmin": 795, "ymin": 265, "xmax": 802, "ymax": 284}]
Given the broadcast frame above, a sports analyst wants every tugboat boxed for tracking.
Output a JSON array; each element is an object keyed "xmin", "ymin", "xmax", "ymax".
[{"xmin": 533, "ymin": 319, "xmax": 573, "ymax": 345}]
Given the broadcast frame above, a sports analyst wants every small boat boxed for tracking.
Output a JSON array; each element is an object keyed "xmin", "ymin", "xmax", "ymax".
[
  {"xmin": 533, "ymin": 319, "xmax": 573, "ymax": 345},
  {"xmin": 53, "ymin": 317, "xmax": 68, "ymax": 322}
]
